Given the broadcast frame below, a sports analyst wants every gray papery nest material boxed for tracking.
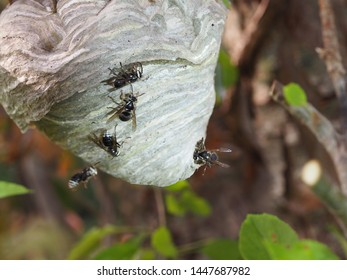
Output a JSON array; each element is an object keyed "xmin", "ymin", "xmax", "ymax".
[{"xmin": 0, "ymin": 0, "xmax": 227, "ymax": 186}]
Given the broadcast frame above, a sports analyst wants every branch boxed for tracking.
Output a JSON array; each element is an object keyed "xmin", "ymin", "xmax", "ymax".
[
  {"xmin": 317, "ymin": 0, "xmax": 347, "ymax": 135},
  {"xmin": 225, "ymin": 0, "xmax": 286, "ymax": 69},
  {"xmin": 312, "ymin": 177, "xmax": 347, "ymax": 235},
  {"xmin": 302, "ymin": 161, "xmax": 347, "ymax": 235},
  {"xmin": 270, "ymin": 81, "xmax": 347, "ymax": 195},
  {"xmin": 231, "ymin": 0, "xmax": 270, "ymax": 66}
]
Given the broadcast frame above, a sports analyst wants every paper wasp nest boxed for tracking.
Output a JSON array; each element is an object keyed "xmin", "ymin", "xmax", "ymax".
[{"xmin": 0, "ymin": 0, "xmax": 227, "ymax": 187}]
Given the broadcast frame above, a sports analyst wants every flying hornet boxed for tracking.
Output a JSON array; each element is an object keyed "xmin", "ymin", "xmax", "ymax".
[
  {"xmin": 101, "ymin": 62, "xmax": 143, "ymax": 90},
  {"xmin": 68, "ymin": 165, "xmax": 97, "ymax": 190},
  {"xmin": 88, "ymin": 125, "xmax": 122, "ymax": 157},
  {"xmin": 193, "ymin": 138, "xmax": 232, "ymax": 174},
  {"xmin": 106, "ymin": 86, "xmax": 145, "ymax": 130}
]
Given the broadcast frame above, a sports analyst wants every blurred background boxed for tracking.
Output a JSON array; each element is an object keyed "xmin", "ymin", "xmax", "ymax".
[{"xmin": 1, "ymin": 0, "xmax": 347, "ymax": 259}]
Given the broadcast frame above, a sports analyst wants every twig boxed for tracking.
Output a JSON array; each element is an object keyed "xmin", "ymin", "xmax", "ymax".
[
  {"xmin": 317, "ymin": 0, "xmax": 347, "ymax": 135},
  {"xmin": 271, "ymin": 81, "xmax": 347, "ymax": 232},
  {"xmin": 232, "ymin": 0, "xmax": 270, "ymax": 66},
  {"xmin": 270, "ymin": 81, "xmax": 347, "ymax": 195},
  {"xmin": 301, "ymin": 159, "xmax": 347, "ymax": 237},
  {"xmin": 154, "ymin": 187, "xmax": 166, "ymax": 227},
  {"xmin": 178, "ymin": 239, "xmax": 211, "ymax": 255},
  {"xmin": 228, "ymin": 0, "xmax": 285, "ymax": 68},
  {"xmin": 311, "ymin": 177, "xmax": 347, "ymax": 237}
]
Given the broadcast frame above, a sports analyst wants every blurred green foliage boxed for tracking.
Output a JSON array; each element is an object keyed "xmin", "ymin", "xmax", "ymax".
[
  {"xmin": 222, "ymin": 0, "xmax": 231, "ymax": 9},
  {"xmin": 68, "ymin": 225, "xmax": 134, "ymax": 260},
  {"xmin": 0, "ymin": 219, "xmax": 73, "ymax": 259},
  {"xmin": 215, "ymin": 49, "xmax": 239, "ymax": 103},
  {"xmin": 165, "ymin": 180, "xmax": 211, "ymax": 217},
  {"xmin": 0, "ymin": 0, "xmax": 7, "ymax": 13},
  {"xmin": 95, "ymin": 235, "xmax": 146, "ymax": 260},
  {"xmin": 65, "ymin": 192, "xmax": 340, "ymax": 260},
  {"xmin": 66, "ymin": 181, "xmax": 213, "ymax": 260},
  {"xmin": 217, "ymin": 49, "xmax": 239, "ymax": 88}
]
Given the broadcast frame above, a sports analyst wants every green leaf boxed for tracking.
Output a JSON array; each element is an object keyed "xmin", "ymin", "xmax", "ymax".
[
  {"xmin": 267, "ymin": 240, "xmax": 339, "ymax": 260},
  {"xmin": 201, "ymin": 239, "xmax": 242, "ymax": 260},
  {"xmin": 165, "ymin": 180, "xmax": 190, "ymax": 192},
  {"xmin": 217, "ymin": 49, "xmax": 238, "ymax": 88},
  {"xmin": 182, "ymin": 191, "xmax": 212, "ymax": 217},
  {"xmin": 240, "ymin": 214, "xmax": 339, "ymax": 260},
  {"xmin": 283, "ymin": 83, "xmax": 307, "ymax": 106},
  {"xmin": 94, "ymin": 236, "xmax": 144, "ymax": 260},
  {"xmin": 151, "ymin": 226, "xmax": 178, "ymax": 258},
  {"xmin": 68, "ymin": 225, "xmax": 120, "ymax": 259},
  {"xmin": 0, "ymin": 181, "xmax": 32, "ymax": 198},
  {"xmin": 239, "ymin": 214, "xmax": 299, "ymax": 260},
  {"xmin": 165, "ymin": 193, "xmax": 186, "ymax": 216}
]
